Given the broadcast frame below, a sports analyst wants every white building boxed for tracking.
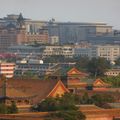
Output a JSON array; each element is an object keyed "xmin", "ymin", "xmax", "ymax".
[
  {"xmin": 104, "ymin": 69, "xmax": 120, "ymax": 76},
  {"xmin": 0, "ymin": 62, "xmax": 15, "ymax": 78},
  {"xmin": 94, "ymin": 45, "xmax": 120, "ymax": 62},
  {"xmin": 43, "ymin": 45, "xmax": 74, "ymax": 58},
  {"xmin": 74, "ymin": 45, "xmax": 120, "ymax": 62},
  {"xmin": 49, "ymin": 36, "xmax": 59, "ymax": 45}
]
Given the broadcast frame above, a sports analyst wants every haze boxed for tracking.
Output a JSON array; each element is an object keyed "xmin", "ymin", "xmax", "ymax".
[{"xmin": 0, "ymin": 0, "xmax": 120, "ymax": 29}]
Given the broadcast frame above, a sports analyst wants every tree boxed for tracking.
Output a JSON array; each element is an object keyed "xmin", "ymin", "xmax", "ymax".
[
  {"xmin": 9, "ymin": 101, "xmax": 18, "ymax": 113},
  {"xmin": 44, "ymin": 55, "xmax": 65, "ymax": 63},
  {"xmin": 0, "ymin": 103, "xmax": 7, "ymax": 114},
  {"xmin": 49, "ymin": 110, "xmax": 85, "ymax": 120},
  {"xmin": 103, "ymin": 76, "xmax": 120, "ymax": 87},
  {"xmin": 80, "ymin": 92, "xmax": 93, "ymax": 104},
  {"xmin": 75, "ymin": 57, "xmax": 89, "ymax": 70},
  {"xmin": 0, "ymin": 102, "xmax": 18, "ymax": 114},
  {"xmin": 115, "ymin": 57, "xmax": 120, "ymax": 66},
  {"xmin": 32, "ymin": 97, "xmax": 60, "ymax": 112},
  {"xmin": 91, "ymin": 94, "xmax": 114, "ymax": 108},
  {"xmin": 87, "ymin": 57, "xmax": 110, "ymax": 77},
  {"xmin": 32, "ymin": 93, "xmax": 86, "ymax": 120}
]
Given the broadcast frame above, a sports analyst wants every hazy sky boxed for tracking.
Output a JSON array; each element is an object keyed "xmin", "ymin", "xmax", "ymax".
[{"xmin": 0, "ymin": 0, "xmax": 120, "ymax": 29}]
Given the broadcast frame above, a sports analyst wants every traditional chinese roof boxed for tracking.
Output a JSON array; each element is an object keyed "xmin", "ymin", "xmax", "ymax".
[
  {"xmin": 48, "ymin": 80, "xmax": 69, "ymax": 97},
  {"xmin": 93, "ymin": 78, "xmax": 111, "ymax": 87},
  {"xmin": 0, "ymin": 79, "xmax": 68, "ymax": 104},
  {"xmin": 67, "ymin": 67, "xmax": 88, "ymax": 77}
]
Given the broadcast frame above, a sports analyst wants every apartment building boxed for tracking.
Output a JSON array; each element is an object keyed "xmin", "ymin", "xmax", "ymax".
[
  {"xmin": 94, "ymin": 45, "xmax": 120, "ymax": 62},
  {"xmin": 7, "ymin": 45, "xmax": 45, "ymax": 58},
  {"xmin": 8, "ymin": 44, "xmax": 74, "ymax": 58},
  {"xmin": 43, "ymin": 45, "xmax": 74, "ymax": 58},
  {"xmin": 74, "ymin": 45, "xmax": 120, "ymax": 62},
  {"xmin": 0, "ymin": 62, "xmax": 15, "ymax": 78},
  {"xmin": 15, "ymin": 59, "xmax": 59, "ymax": 76},
  {"xmin": 104, "ymin": 69, "xmax": 120, "ymax": 76},
  {"xmin": 74, "ymin": 47, "xmax": 92, "ymax": 58}
]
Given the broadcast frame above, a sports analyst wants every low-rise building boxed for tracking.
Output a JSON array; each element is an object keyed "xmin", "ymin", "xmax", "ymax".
[
  {"xmin": 74, "ymin": 44, "xmax": 120, "ymax": 62},
  {"xmin": 8, "ymin": 44, "xmax": 74, "ymax": 58},
  {"xmin": 15, "ymin": 59, "xmax": 59, "ymax": 76},
  {"xmin": 104, "ymin": 69, "xmax": 120, "ymax": 76},
  {"xmin": 0, "ymin": 62, "xmax": 15, "ymax": 78},
  {"xmin": 67, "ymin": 68, "xmax": 111, "ymax": 93},
  {"xmin": 7, "ymin": 45, "xmax": 45, "ymax": 58},
  {"xmin": 8, "ymin": 44, "xmax": 120, "ymax": 62},
  {"xmin": 0, "ymin": 79, "xmax": 68, "ymax": 111},
  {"xmin": 74, "ymin": 47, "xmax": 92, "ymax": 58},
  {"xmin": 43, "ymin": 45, "xmax": 74, "ymax": 58},
  {"xmin": 94, "ymin": 45, "xmax": 120, "ymax": 62}
]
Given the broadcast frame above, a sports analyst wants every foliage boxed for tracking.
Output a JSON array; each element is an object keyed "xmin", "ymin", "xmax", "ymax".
[
  {"xmin": 32, "ymin": 93, "xmax": 86, "ymax": 120},
  {"xmin": 102, "ymin": 76, "xmax": 120, "ymax": 87},
  {"xmin": 32, "ymin": 97, "xmax": 60, "ymax": 112},
  {"xmin": 9, "ymin": 101, "xmax": 18, "ymax": 113},
  {"xmin": 75, "ymin": 57, "xmax": 89, "ymax": 70},
  {"xmin": 32, "ymin": 93, "xmax": 78, "ymax": 112},
  {"xmin": 75, "ymin": 92, "xmax": 115, "ymax": 108},
  {"xmin": 91, "ymin": 94, "xmax": 114, "ymax": 108},
  {"xmin": 87, "ymin": 57, "xmax": 111, "ymax": 76},
  {"xmin": 45, "ymin": 111, "xmax": 85, "ymax": 120},
  {"xmin": 44, "ymin": 55, "xmax": 65, "ymax": 63},
  {"xmin": 0, "ymin": 103, "xmax": 8, "ymax": 114},
  {"xmin": 80, "ymin": 92, "xmax": 93, "ymax": 104},
  {"xmin": 0, "ymin": 102, "xmax": 18, "ymax": 114},
  {"xmin": 115, "ymin": 57, "xmax": 120, "ymax": 66},
  {"xmin": 21, "ymin": 70, "xmax": 39, "ymax": 79}
]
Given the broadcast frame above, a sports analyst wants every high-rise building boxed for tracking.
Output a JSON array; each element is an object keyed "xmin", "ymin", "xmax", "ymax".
[
  {"xmin": 47, "ymin": 21, "xmax": 113, "ymax": 44},
  {"xmin": 1, "ymin": 14, "xmax": 120, "ymax": 48}
]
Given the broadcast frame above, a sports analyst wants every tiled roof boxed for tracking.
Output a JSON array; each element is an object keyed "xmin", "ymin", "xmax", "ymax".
[
  {"xmin": 93, "ymin": 78, "xmax": 111, "ymax": 87},
  {"xmin": 0, "ymin": 79, "xmax": 63, "ymax": 104},
  {"xmin": 67, "ymin": 67, "xmax": 88, "ymax": 77}
]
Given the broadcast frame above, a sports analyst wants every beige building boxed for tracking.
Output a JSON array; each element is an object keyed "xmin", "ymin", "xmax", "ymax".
[
  {"xmin": 74, "ymin": 44, "xmax": 120, "ymax": 62},
  {"xmin": 49, "ymin": 36, "xmax": 59, "ymax": 45},
  {"xmin": 94, "ymin": 45, "xmax": 120, "ymax": 62},
  {"xmin": 43, "ymin": 45, "xmax": 74, "ymax": 58},
  {"xmin": 104, "ymin": 69, "xmax": 120, "ymax": 76}
]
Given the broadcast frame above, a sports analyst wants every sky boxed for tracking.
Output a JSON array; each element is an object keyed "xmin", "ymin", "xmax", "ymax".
[{"xmin": 0, "ymin": 0, "xmax": 120, "ymax": 29}]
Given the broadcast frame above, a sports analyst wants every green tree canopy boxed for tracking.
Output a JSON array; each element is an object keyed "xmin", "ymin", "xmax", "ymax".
[
  {"xmin": 32, "ymin": 93, "xmax": 86, "ymax": 120},
  {"xmin": 87, "ymin": 57, "xmax": 111, "ymax": 77},
  {"xmin": 75, "ymin": 57, "xmax": 89, "ymax": 70},
  {"xmin": 115, "ymin": 57, "xmax": 120, "ymax": 66},
  {"xmin": 0, "ymin": 102, "xmax": 18, "ymax": 114}
]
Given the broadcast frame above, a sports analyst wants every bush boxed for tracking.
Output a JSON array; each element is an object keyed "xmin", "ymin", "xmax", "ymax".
[
  {"xmin": 32, "ymin": 93, "xmax": 86, "ymax": 120},
  {"xmin": 9, "ymin": 101, "xmax": 18, "ymax": 113},
  {"xmin": 0, "ymin": 102, "xmax": 18, "ymax": 114}
]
